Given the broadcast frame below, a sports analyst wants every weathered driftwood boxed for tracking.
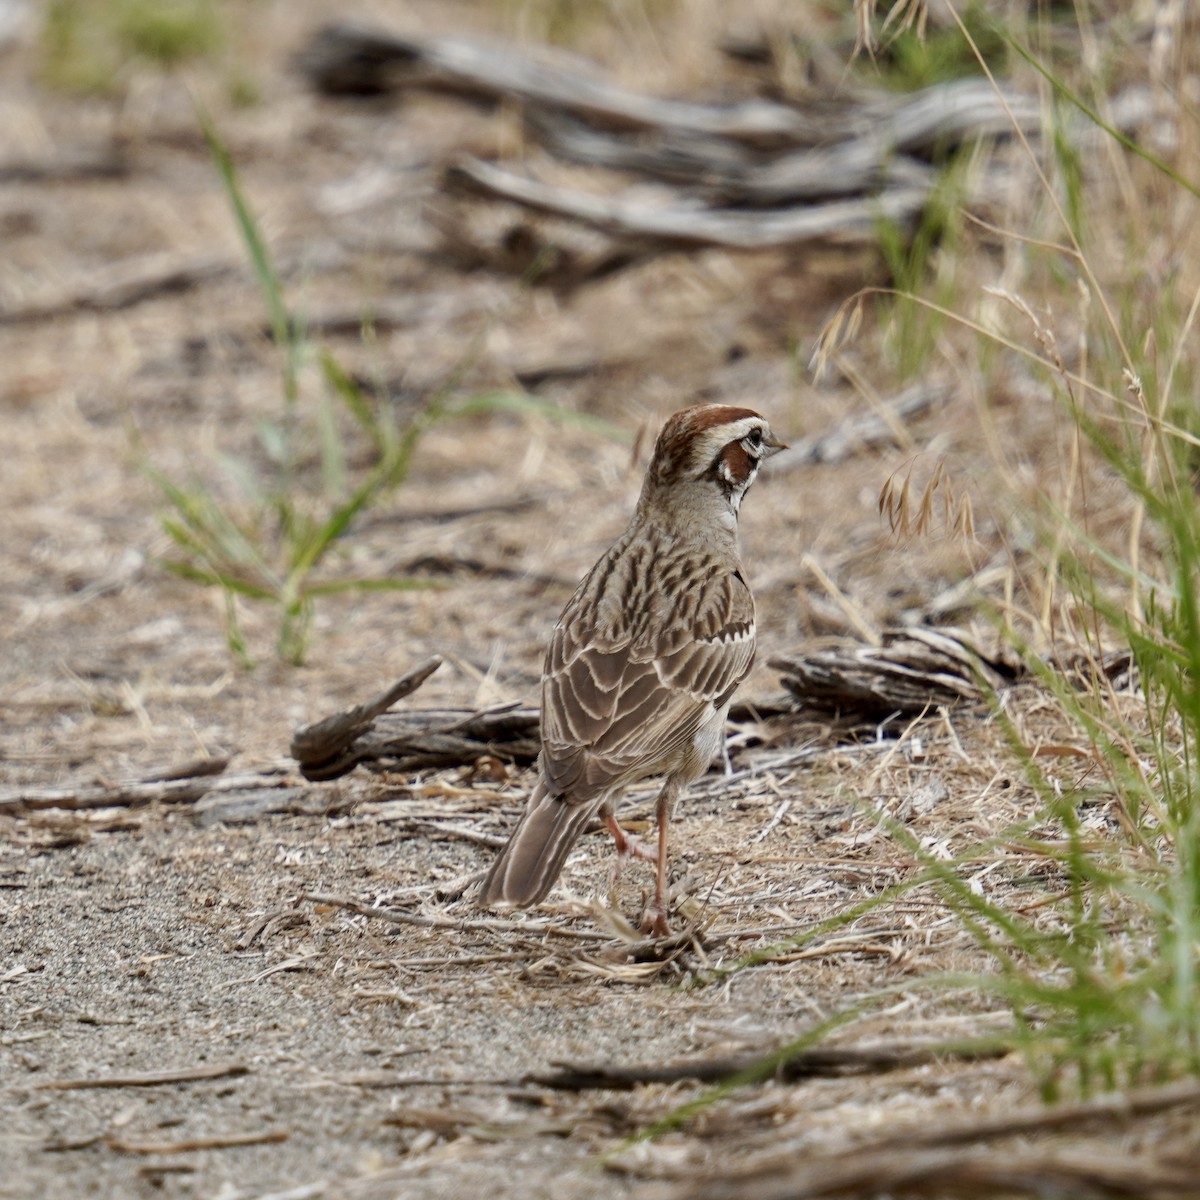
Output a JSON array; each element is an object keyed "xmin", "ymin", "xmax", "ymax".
[
  {"xmin": 286, "ymin": 635, "xmax": 1008, "ymax": 784},
  {"xmin": 286, "ymin": 630, "xmax": 1135, "ymax": 782},
  {"xmin": 525, "ymin": 75, "xmax": 1036, "ymax": 206},
  {"xmin": 299, "ymin": 22, "xmax": 857, "ymax": 146},
  {"xmin": 772, "ymin": 629, "xmax": 1134, "ymax": 717},
  {"xmin": 297, "ymin": 21, "xmax": 1037, "ymax": 252},
  {"xmin": 445, "ymin": 158, "xmax": 932, "ymax": 250},
  {"xmin": 770, "ymin": 628, "xmax": 1017, "ymax": 717},
  {"xmin": 298, "ymin": 23, "xmax": 1037, "ymax": 149},
  {"xmin": 526, "ymin": 107, "xmax": 939, "ymax": 204},
  {"xmin": 290, "ymin": 657, "xmax": 542, "ymax": 780}
]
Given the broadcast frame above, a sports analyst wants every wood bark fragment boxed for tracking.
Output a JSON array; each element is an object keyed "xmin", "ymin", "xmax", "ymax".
[{"xmin": 290, "ymin": 655, "xmax": 444, "ymax": 779}]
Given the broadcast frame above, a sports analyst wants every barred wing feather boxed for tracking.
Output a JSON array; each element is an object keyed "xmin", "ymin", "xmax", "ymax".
[{"xmin": 539, "ymin": 570, "xmax": 756, "ymax": 801}]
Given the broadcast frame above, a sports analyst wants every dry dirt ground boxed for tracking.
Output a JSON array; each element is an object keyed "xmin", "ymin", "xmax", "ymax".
[{"xmin": 2, "ymin": 3, "xmax": 1196, "ymax": 1199}]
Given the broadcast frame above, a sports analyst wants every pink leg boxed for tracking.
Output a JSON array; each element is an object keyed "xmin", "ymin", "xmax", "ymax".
[
  {"xmin": 600, "ymin": 783, "xmax": 682, "ymax": 936},
  {"xmin": 640, "ymin": 779, "xmax": 681, "ymax": 938},
  {"xmin": 602, "ymin": 806, "xmax": 656, "ymax": 895}
]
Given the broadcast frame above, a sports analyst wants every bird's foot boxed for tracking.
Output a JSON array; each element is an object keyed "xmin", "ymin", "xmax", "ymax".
[{"xmin": 638, "ymin": 898, "xmax": 671, "ymax": 939}]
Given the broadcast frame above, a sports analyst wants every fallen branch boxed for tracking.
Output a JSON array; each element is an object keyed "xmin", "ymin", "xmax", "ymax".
[
  {"xmin": 289, "ymin": 654, "xmax": 540, "ymax": 780},
  {"xmin": 526, "ymin": 106, "xmax": 936, "ymax": 204},
  {"xmin": 446, "ymin": 158, "xmax": 932, "ymax": 249},
  {"xmin": 528, "ymin": 1039, "xmax": 1006, "ymax": 1091},
  {"xmin": 0, "ymin": 757, "xmax": 272, "ymax": 813},
  {"xmin": 299, "ymin": 22, "xmax": 1037, "ymax": 256},
  {"xmin": 298, "ymin": 22, "xmax": 857, "ymax": 146},
  {"xmin": 771, "ymin": 629, "xmax": 1134, "ymax": 717},
  {"xmin": 298, "ymin": 23, "xmax": 1037, "ymax": 151}
]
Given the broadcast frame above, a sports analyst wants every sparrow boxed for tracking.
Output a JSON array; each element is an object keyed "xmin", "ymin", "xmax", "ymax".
[{"xmin": 478, "ymin": 404, "xmax": 785, "ymax": 934}]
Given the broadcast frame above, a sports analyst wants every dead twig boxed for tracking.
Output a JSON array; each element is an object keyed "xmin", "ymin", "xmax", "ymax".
[
  {"xmin": 304, "ymin": 890, "xmax": 599, "ymax": 940},
  {"xmin": 0, "ymin": 145, "xmax": 127, "ymax": 183},
  {"xmin": 106, "ymin": 1129, "xmax": 289, "ymax": 1154},
  {"xmin": 33, "ymin": 1063, "xmax": 249, "ymax": 1090},
  {"xmin": 0, "ymin": 252, "xmax": 236, "ymax": 325}
]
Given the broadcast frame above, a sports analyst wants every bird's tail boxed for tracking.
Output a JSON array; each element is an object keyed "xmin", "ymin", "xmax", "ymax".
[{"xmin": 478, "ymin": 780, "xmax": 596, "ymax": 908}]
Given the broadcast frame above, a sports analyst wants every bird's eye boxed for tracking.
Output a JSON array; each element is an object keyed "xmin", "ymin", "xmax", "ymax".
[{"xmin": 745, "ymin": 429, "xmax": 763, "ymax": 448}]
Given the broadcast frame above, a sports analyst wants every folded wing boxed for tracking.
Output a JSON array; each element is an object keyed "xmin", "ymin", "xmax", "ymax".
[{"xmin": 540, "ymin": 562, "xmax": 756, "ymax": 800}]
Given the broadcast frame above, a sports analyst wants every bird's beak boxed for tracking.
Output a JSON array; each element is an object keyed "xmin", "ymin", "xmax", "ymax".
[{"xmin": 763, "ymin": 432, "xmax": 788, "ymax": 456}]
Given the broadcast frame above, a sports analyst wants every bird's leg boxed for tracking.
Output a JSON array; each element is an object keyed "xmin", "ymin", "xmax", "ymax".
[
  {"xmin": 640, "ymin": 778, "xmax": 681, "ymax": 938},
  {"xmin": 600, "ymin": 803, "xmax": 657, "ymax": 900}
]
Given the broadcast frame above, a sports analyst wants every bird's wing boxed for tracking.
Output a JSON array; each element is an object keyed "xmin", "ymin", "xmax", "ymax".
[{"xmin": 539, "ymin": 561, "xmax": 756, "ymax": 800}]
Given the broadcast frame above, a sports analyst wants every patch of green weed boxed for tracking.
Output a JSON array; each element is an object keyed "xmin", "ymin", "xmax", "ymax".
[{"xmin": 42, "ymin": 0, "xmax": 223, "ymax": 94}]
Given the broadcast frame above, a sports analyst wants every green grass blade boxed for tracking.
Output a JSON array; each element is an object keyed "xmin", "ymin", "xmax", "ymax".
[{"xmin": 196, "ymin": 103, "xmax": 299, "ymax": 407}]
